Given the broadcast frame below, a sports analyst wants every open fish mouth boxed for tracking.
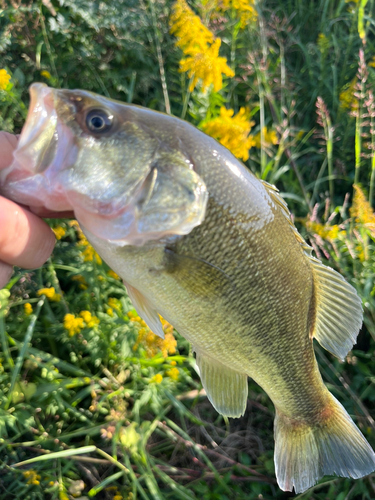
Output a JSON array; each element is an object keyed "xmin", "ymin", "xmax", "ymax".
[{"xmin": 0, "ymin": 83, "xmax": 76, "ymax": 211}]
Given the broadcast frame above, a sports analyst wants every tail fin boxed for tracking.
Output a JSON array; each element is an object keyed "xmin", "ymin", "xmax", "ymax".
[{"xmin": 274, "ymin": 394, "xmax": 375, "ymax": 493}]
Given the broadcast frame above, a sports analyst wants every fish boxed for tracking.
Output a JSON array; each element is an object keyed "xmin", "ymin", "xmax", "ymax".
[{"xmin": 1, "ymin": 83, "xmax": 375, "ymax": 493}]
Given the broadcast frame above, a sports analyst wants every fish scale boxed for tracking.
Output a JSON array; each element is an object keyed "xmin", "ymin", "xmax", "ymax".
[{"xmin": 1, "ymin": 83, "xmax": 374, "ymax": 493}]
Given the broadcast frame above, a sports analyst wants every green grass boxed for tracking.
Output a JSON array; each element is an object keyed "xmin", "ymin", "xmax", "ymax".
[{"xmin": 1, "ymin": 0, "xmax": 375, "ymax": 499}]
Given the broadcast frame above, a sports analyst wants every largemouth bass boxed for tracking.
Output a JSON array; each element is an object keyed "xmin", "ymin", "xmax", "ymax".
[{"xmin": 1, "ymin": 83, "xmax": 374, "ymax": 493}]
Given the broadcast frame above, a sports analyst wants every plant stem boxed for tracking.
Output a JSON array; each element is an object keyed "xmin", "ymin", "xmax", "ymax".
[{"xmin": 149, "ymin": 0, "xmax": 171, "ymax": 114}]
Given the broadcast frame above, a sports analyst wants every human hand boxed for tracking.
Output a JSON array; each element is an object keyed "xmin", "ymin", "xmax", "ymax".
[{"xmin": 0, "ymin": 132, "xmax": 58, "ymax": 288}]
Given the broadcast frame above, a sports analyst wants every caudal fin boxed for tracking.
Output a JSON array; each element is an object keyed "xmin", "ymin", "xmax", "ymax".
[{"xmin": 274, "ymin": 393, "xmax": 375, "ymax": 493}]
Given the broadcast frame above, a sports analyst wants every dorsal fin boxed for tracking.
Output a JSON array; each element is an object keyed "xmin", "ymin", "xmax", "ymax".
[
  {"xmin": 261, "ymin": 180, "xmax": 311, "ymax": 253},
  {"xmin": 261, "ymin": 181, "xmax": 363, "ymax": 360}
]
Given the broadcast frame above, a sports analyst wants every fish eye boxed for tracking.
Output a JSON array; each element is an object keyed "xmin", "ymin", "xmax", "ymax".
[{"xmin": 86, "ymin": 109, "xmax": 113, "ymax": 133}]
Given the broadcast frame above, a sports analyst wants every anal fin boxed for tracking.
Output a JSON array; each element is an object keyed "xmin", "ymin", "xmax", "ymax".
[
  {"xmin": 124, "ymin": 282, "xmax": 165, "ymax": 339},
  {"xmin": 195, "ymin": 351, "xmax": 248, "ymax": 418},
  {"xmin": 309, "ymin": 256, "xmax": 363, "ymax": 360}
]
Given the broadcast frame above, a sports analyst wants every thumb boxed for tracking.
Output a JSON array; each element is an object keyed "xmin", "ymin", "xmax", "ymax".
[{"xmin": 0, "ymin": 196, "xmax": 56, "ymax": 270}]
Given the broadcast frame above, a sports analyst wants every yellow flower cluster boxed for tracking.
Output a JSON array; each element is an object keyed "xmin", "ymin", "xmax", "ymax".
[
  {"xmin": 202, "ymin": 106, "xmax": 256, "ymax": 160},
  {"xmin": 133, "ymin": 316, "xmax": 177, "ymax": 358},
  {"xmin": 350, "ymin": 184, "xmax": 375, "ymax": 237},
  {"xmin": 63, "ymin": 311, "xmax": 99, "ymax": 336},
  {"xmin": 79, "ymin": 310, "xmax": 100, "ymax": 328},
  {"xmin": 339, "ymin": 78, "xmax": 357, "ymax": 110},
  {"xmin": 107, "ymin": 269, "xmax": 120, "ymax": 280},
  {"xmin": 108, "ymin": 297, "xmax": 122, "ymax": 312},
  {"xmin": 305, "ymin": 221, "xmax": 343, "ymax": 241},
  {"xmin": 37, "ymin": 287, "xmax": 61, "ymax": 302},
  {"xmin": 64, "ymin": 314, "xmax": 84, "ymax": 336},
  {"xmin": 70, "ymin": 220, "xmax": 102, "ymax": 264},
  {"xmin": 24, "ymin": 303, "xmax": 33, "ymax": 315},
  {"xmin": 40, "ymin": 70, "xmax": 51, "ymax": 79},
  {"xmin": 0, "ymin": 69, "xmax": 11, "ymax": 90},
  {"xmin": 150, "ymin": 373, "xmax": 163, "ymax": 384},
  {"xmin": 217, "ymin": 0, "xmax": 257, "ymax": 28},
  {"xmin": 252, "ymin": 126, "xmax": 278, "ymax": 149},
  {"xmin": 166, "ymin": 366, "xmax": 179, "ymax": 380},
  {"xmin": 170, "ymin": 0, "xmax": 234, "ymax": 92},
  {"xmin": 317, "ymin": 33, "xmax": 329, "ymax": 54},
  {"xmin": 170, "ymin": 0, "xmax": 213, "ymax": 51},
  {"xmin": 52, "ymin": 226, "xmax": 66, "ymax": 240},
  {"xmin": 23, "ymin": 469, "xmax": 41, "ymax": 486}
]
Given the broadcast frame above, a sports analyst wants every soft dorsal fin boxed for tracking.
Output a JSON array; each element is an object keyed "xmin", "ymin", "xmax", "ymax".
[
  {"xmin": 124, "ymin": 282, "xmax": 165, "ymax": 339},
  {"xmin": 309, "ymin": 256, "xmax": 363, "ymax": 360},
  {"xmin": 261, "ymin": 181, "xmax": 363, "ymax": 360},
  {"xmin": 195, "ymin": 350, "xmax": 248, "ymax": 418}
]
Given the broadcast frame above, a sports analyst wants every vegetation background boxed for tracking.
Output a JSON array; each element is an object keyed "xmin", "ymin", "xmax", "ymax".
[{"xmin": 1, "ymin": 0, "xmax": 375, "ymax": 499}]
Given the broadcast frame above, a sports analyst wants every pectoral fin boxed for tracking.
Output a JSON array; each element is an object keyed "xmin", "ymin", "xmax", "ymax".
[
  {"xmin": 124, "ymin": 282, "xmax": 165, "ymax": 339},
  {"xmin": 309, "ymin": 256, "xmax": 363, "ymax": 361},
  {"xmin": 195, "ymin": 351, "xmax": 248, "ymax": 418}
]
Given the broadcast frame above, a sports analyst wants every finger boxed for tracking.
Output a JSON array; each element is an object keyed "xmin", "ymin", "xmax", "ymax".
[
  {"xmin": 0, "ymin": 261, "xmax": 13, "ymax": 289},
  {"xmin": 0, "ymin": 132, "xmax": 18, "ymax": 170},
  {"xmin": 0, "ymin": 196, "xmax": 55, "ymax": 269}
]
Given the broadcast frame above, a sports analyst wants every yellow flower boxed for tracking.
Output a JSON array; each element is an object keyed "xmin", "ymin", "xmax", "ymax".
[
  {"xmin": 133, "ymin": 318, "xmax": 177, "ymax": 358},
  {"xmin": 166, "ymin": 367, "xmax": 179, "ymax": 380},
  {"xmin": 0, "ymin": 69, "xmax": 11, "ymax": 90},
  {"xmin": 252, "ymin": 126, "xmax": 278, "ymax": 149},
  {"xmin": 81, "ymin": 244, "xmax": 102, "ymax": 264},
  {"xmin": 339, "ymin": 77, "xmax": 358, "ymax": 110},
  {"xmin": 107, "ymin": 269, "xmax": 120, "ymax": 280},
  {"xmin": 37, "ymin": 287, "xmax": 61, "ymax": 302},
  {"xmin": 317, "ymin": 33, "xmax": 329, "ymax": 54},
  {"xmin": 79, "ymin": 310, "xmax": 100, "ymax": 328},
  {"xmin": 180, "ymin": 38, "xmax": 234, "ymax": 92},
  {"xmin": 108, "ymin": 297, "xmax": 122, "ymax": 311},
  {"xmin": 106, "ymin": 307, "xmax": 114, "ymax": 317},
  {"xmin": 305, "ymin": 221, "xmax": 343, "ymax": 240},
  {"xmin": 72, "ymin": 221, "xmax": 102, "ymax": 264},
  {"xmin": 217, "ymin": 0, "xmax": 257, "ymax": 28},
  {"xmin": 170, "ymin": 0, "xmax": 214, "ymax": 52},
  {"xmin": 202, "ymin": 106, "xmax": 256, "ymax": 161},
  {"xmin": 150, "ymin": 373, "xmax": 163, "ymax": 384},
  {"xmin": 170, "ymin": 1, "xmax": 234, "ymax": 92},
  {"xmin": 23, "ymin": 469, "xmax": 41, "ymax": 485},
  {"xmin": 350, "ymin": 184, "xmax": 375, "ymax": 237},
  {"xmin": 52, "ymin": 226, "xmax": 66, "ymax": 240},
  {"xmin": 40, "ymin": 70, "xmax": 51, "ymax": 79},
  {"xmin": 24, "ymin": 303, "xmax": 33, "ymax": 315},
  {"xmin": 369, "ymin": 56, "xmax": 375, "ymax": 68},
  {"xmin": 63, "ymin": 313, "xmax": 84, "ymax": 336}
]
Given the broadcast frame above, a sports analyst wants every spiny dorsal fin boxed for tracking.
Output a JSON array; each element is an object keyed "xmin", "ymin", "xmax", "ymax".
[
  {"xmin": 309, "ymin": 256, "xmax": 363, "ymax": 360},
  {"xmin": 261, "ymin": 180, "xmax": 311, "ymax": 252},
  {"xmin": 124, "ymin": 282, "xmax": 165, "ymax": 339},
  {"xmin": 195, "ymin": 350, "xmax": 248, "ymax": 418}
]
